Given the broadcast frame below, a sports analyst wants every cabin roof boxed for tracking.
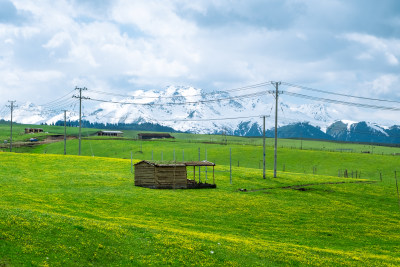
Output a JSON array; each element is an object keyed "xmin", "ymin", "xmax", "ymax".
[
  {"xmin": 98, "ymin": 131, "xmax": 123, "ymax": 134},
  {"xmin": 138, "ymin": 133, "xmax": 172, "ymax": 136}
]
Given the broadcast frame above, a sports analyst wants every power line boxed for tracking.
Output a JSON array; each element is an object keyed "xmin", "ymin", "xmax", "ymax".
[
  {"xmin": 86, "ymin": 82, "xmax": 271, "ymax": 100},
  {"xmin": 87, "ymin": 91, "xmax": 266, "ymax": 106},
  {"xmin": 281, "ymin": 82, "xmax": 400, "ymax": 104},
  {"xmin": 39, "ymin": 89, "xmax": 76, "ymax": 106},
  {"xmin": 283, "ymin": 91, "xmax": 400, "ymax": 111},
  {"xmin": 86, "ymin": 109, "xmax": 270, "ymax": 122}
]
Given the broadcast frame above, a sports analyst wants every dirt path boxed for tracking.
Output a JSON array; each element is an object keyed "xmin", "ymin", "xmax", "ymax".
[{"xmin": 0, "ymin": 135, "xmax": 75, "ymax": 149}]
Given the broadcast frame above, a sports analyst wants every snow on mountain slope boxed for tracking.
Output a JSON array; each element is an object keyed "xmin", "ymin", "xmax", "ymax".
[
  {"xmin": 0, "ymin": 85, "xmax": 394, "ymax": 137},
  {"xmin": 83, "ymin": 85, "xmax": 336, "ymax": 135}
]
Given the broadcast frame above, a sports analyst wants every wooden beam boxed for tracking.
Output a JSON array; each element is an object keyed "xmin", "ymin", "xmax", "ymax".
[{"xmin": 213, "ymin": 166, "xmax": 215, "ymax": 185}]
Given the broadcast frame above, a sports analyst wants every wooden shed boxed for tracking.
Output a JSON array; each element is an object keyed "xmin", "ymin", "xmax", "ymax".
[
  {"xmin": 138, "ymin": 133, "xmax": 174, "ymax": 140},
  {"xmin": 97, "ymin": 131, "xmax": 123, "ymax": 137},
  {"xmin": 134, "ymin": 160, "xmax": 216, "ymax": 189},
  {"xmin": 25, "ymin": 128, "xmax": 43, "ymax": 134}
]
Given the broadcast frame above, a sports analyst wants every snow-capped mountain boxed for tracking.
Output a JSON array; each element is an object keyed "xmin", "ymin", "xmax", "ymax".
[
  {"xmin": 79, "ymin": 85, "xmax": 336, "ymax": 135},
  {"xmin": 326, "ymin": 121, "xmax": 399, "ymax": 143},
  {"xmin": 1, "ymin": 85, "xmax": 399, "ymax": 143}
]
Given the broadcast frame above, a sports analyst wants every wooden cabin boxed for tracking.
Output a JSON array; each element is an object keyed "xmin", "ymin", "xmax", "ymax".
[
  {"xmin": 97, "ymin": 131, "xmax": 123, "ymax": 137},
  {"xmin": 134, "ymin": 160, "xmax": 216, "ymax": 189},
  {"xmin": 137, "ymin": 133, "xmax": 174, "ymax": 140},
  {"xmin": 25, "ymin": 128, "xmax": 43, "ymax": 134}
]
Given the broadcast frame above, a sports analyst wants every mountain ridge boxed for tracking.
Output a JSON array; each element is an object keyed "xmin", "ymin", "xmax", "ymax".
[{"xmin": 1, "ymin": 85, "xmax": 399, "ymax": 144}]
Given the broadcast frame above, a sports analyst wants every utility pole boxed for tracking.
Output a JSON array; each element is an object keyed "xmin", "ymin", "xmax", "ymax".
[
  {"xmin": 271, "ymin": 81, "xmax": 281, "ymax": 178},
  {"xmin": 6, "ymin": 101, "xmax": 17, "ymax": 152},
  {"xmin": 198, "ymin": 147, "xmax": 201, "ymax": 182},
  {"xmin": 230, "ymin": 148, "xmax": 232, "ymax": 184},
  {"xmin": 73, "ymin": 87, "xmax": 88, "ymax": 156},
  {"xmin": 263, "ymin": 115, "xmax": 266, "ymax": 179},
  {"xmin": 63, "ymin": 110, "xmax": 67, "ymax": 155}
]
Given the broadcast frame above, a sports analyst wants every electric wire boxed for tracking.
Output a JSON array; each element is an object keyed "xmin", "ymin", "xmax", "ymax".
[
  {"xmin": 281, "ymin": 82, "xmax": 400, "ymax": 104},
  {"xmin": 282, "ymin": 91, "xmax": 400, "ymax": 111},
  {"xmin": 39, "ymin": 89, "xmax": 76, "ymax": 106},
  {"xmin": 91, "ymin": 113, "xmax": 270, "ymax": 122},
  {"xmin": 87, "ymin": 91, "xmax": 266, "ymax": 106},
  {"xmin": 86, "ymin": 82, "xmax": 271, "ymax": 100}
]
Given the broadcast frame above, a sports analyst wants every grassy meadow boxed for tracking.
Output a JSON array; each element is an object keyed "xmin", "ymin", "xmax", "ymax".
[
  {"xmin": 23, "ymin": 135, "xmax": 400, "ymax": 181},
  {"xmin": 1, "ymin": 152, "xmax": 400, "ymax": 266},
  {"xmin": 1, "ymin": 123, "xmax": 400, "ymax": 265}
]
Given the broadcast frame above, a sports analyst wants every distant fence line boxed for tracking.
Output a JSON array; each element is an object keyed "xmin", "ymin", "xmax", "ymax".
[{"xmin": 128, "ymin": 146, "xmax": 398, "ymax": 183}]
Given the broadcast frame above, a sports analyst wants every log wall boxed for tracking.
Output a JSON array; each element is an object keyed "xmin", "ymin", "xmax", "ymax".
[
  {"xmin": 134, "ymin": 163, "xmax": 155, "ymax": 186},
  {"xmin": 134, "ymin": 162, "xmax": 188, "ymax": 189},
  {"xmin": 155, "ymin": 166, "xmax": 187, "ymax": 189}
]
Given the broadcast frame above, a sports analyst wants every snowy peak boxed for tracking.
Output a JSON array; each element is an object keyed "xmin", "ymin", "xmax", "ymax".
[
  {"xmin": 326, "ymin": 120, "xmax": 395, "ymax": 143},
  {"xmin": 0, "ymin": 85, "xmax": 398, "ymax": 143}
]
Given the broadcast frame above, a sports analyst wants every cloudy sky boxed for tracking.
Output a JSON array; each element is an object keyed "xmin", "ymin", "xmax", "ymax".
[{"xmin": 1, "ymin": 0, "xmax": 399, "ymax": 123}]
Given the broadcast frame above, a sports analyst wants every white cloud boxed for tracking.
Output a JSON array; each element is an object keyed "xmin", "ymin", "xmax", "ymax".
[
  {"xmin": 343, "ymin": 33, "xmax": 400, "ymax": 66},
  {"xmin": 369, "ymin": 74, "xmax": 399, "ymax": 96},
  {"xmin": 0, "ymin": 0, "xmax": 399, "ymax": 126},
  {"xmin": 43, "ymin": 32, "xmax": 70, "ymax": 49},
  {"xmin": 111, "ymin": 0, "xmax": 197, "ymax": 38}
]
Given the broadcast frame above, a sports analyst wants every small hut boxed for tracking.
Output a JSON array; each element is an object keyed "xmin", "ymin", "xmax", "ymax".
[
  {"xmin": 25, "ymin": 128, "xmax": 43, "ymax": 134},
  {"xmin": 138, "ymin": 133, "xmax": 174, "ymax": 140},
  {"xmin": 134, "ymin": 160, "xmax": 216, "ymax": 189},
  {"xmin": 97, "ymin": 131, "xmax": 123, "ymax": 137}
]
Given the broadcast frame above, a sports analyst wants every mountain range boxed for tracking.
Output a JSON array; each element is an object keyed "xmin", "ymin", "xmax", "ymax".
[{"xmin": 2, "ymin": 86, "xmax": 399, "ymax": 144}]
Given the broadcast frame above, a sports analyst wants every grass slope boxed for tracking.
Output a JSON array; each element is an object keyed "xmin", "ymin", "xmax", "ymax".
[
  {"xmin": 1, "ymin": 121, "xmax": 400, "ymax": 155},
  {"xmin": 1, "ymin": 152, "xmax": 400, "ymax": 266},
  {"xmin": 29, "ymin": 138, "xmax": 400, "ymax": 181},
  {"xmin": 0, "ymin": 121, "xmax": 99, "ymax": 144}
]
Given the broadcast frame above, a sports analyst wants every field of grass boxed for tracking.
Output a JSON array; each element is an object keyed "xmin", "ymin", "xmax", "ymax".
[
  {"xmin": 1, "ymin": 121, "xmax": 400, "ymax": 155},
  {"xmin": 1, "ymin": 152, "xmax": 400, "ymax": 265},
  {"xmin": 1, "ymin": 123, "xmax": 400, "ymax": 265},
  {"xmin": 23, "ymin": 136, "xmax": 400, "ymax": 181},
  {"xmin": 0, "ymin": 121, "xmax": 99, "ymax": 144}
]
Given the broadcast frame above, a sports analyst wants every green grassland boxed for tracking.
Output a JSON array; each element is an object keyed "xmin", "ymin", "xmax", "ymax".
[
  {"xmin": 1, "ymin": 120, "xmax": 400, "ymax": 155},
  {"xmin": 0, "ymin": 121, "xmax": 99, "ymax": 143},
  {"xmin": 1, "ymin": 152, "xmax": 400, "ymax": 266},
  {"xmin": 22, "ymin": 136, "xmax": 400, "ymax": 181},
  {"xmin": 1, "ymin": 123, "xmax": 400, "ymax": 265}
]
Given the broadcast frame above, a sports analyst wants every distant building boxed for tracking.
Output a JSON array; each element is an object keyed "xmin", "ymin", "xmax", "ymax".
[
  {"xmin": 134, "ymin": 160, "xmax": 216, "ymax": 189},
  {"xmin": 97, "ymin": 131, "xmax": 123, "ymax": 137},
  {"xmin": 138, "ymin": 133, "xmax": 174, "ymax": 140},
  {"xmin": 25, "ymin": 128, "xmax": 44, "ymax": 134}
]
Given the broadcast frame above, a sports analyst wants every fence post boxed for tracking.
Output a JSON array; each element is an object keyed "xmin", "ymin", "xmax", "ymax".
[
  {"xmin": 198, "ymin": 147, "xmax": 201, "ymax": 182},
  {"xmin": 131, "ymin": 151, "xmax": 133, "ymax": 174},
  {"xmin": 173, "ymin": 149, "xmax": 175, "ymax": 161},
  {"xmin": 230, "ymin": 148, "xmax": 232, "ymax": 184},
  {"xmin": 205, "ymin": 148, "xmax": 208, "ymax": 181},
  {"xmin": 395, "ymin": 171, "xmax": 400, "ymax": 209}
]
